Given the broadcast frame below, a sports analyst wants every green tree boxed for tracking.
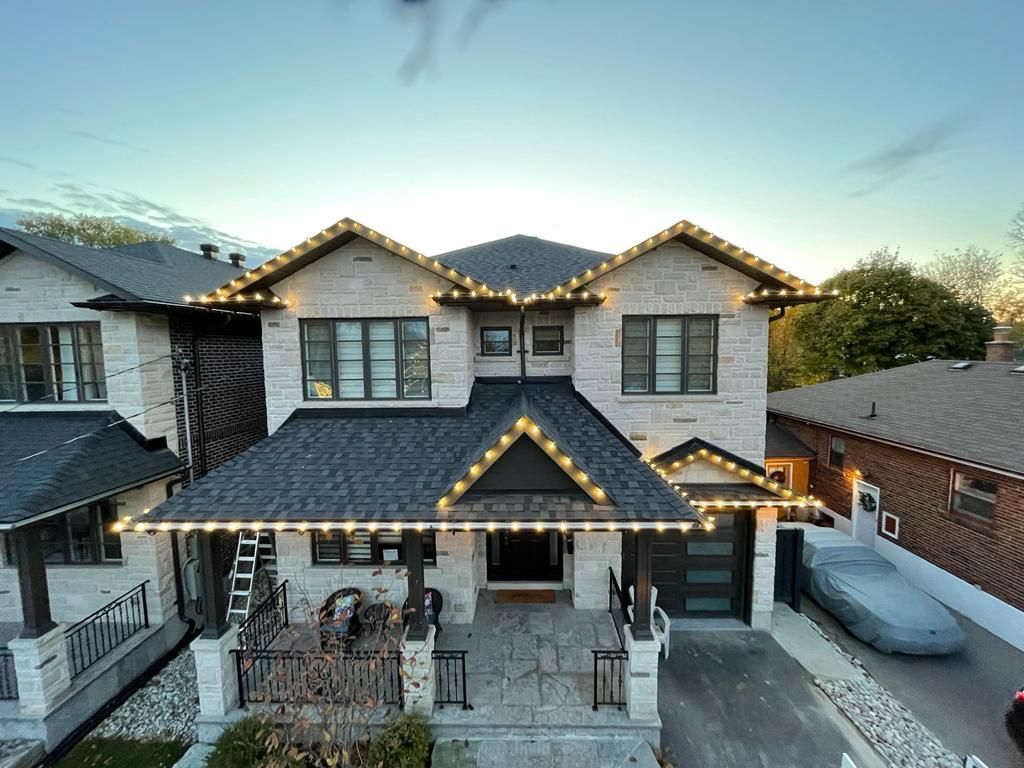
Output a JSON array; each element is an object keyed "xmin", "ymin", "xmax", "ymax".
[
  {"xmin": 16, "ymin": 212, "xmax": 175, "ymax": 248},
  {"xmin": 795, "ymin": 248, "xmax": 993, "ymax": 378},
  {"xmin": 767, "ymin": 304, "xmax": 824, "ymax": 392},
  {"xmin": 921, "ymin": 246, "xmax": 1004, "ymax": 308}
]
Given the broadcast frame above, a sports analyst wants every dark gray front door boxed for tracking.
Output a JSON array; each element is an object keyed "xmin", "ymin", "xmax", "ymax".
[{"xmin": 486, "ymin": 531, "xmax": 563, "ymax": 582}]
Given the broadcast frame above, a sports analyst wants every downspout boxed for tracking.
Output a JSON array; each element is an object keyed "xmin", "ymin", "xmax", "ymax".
[
  {"xmin": 518, "ymin": 306, "xmax": 527, "ymax": 381},
  {"xmin": 769, "ymin": 307, "xmax": 787, "ymax": 323}
]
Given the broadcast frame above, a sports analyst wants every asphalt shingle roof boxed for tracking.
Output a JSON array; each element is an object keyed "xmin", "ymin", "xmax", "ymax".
[
  {"xmin": 152, "ymin": 379, "xmax": 699, "ymax": 523},
  {"xmin": 767, "ymin": 360, "xmax": 1024, "ymax": 475},
  {"xmin": 435, "ymin": 235, "xmax": 612, "ymax": 296},
  {"xmin": 0, "ymin": 411, "xmax": 182, "ymax": 526},
  {"xmin": 0, "ymin": 229, "xmax": 243, "ymax": 305},
  {"xmin": 765, "ymin": 422, "xmax": 815, "ymax": 459}
]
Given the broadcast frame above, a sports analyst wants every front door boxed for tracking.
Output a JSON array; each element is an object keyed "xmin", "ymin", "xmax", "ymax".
[
  {"xmin": 486, "ymin": 530, "xmax": 563, "ymax": 582},
  {"xmin": 852, "ymin": 480, "xmax": 880, "ymax": 546}
]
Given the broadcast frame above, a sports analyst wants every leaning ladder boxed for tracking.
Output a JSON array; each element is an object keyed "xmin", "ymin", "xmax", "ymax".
[{"xmin": 226, "ymin": 532, "xmax": 278, "ymax": 623}]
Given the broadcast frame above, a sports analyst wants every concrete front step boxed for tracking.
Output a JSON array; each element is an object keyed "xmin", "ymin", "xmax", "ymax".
[{"xmin": 431, "ymin": 737, "xmax": 660, "ymax": 768}]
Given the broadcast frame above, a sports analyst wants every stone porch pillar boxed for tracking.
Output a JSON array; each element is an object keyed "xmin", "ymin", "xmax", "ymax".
[
  {"xmin": 190, "ymin": 531, "xmax": 240, "ymax": 717},
  {"xmin": 572, "ymin": 532, "xmax": 621, "ymax": 609},
  {"xmin": 400, "ymin": 625, "xmax": 436, "ymax": 715},
  {"xmin": 623, "ymin": 626, "xmax": 659, "ymax": 721},
  {"xmin": 750, "ymin": 507, "xmax": 779, "ymax": 631}
]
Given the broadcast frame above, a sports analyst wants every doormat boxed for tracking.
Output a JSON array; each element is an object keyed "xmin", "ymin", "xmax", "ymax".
[{"xmin": 495, "ymin": 589, "xmax": 556, "ymax": 604}]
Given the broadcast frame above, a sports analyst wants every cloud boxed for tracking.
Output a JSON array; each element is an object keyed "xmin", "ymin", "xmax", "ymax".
[
  {"xmin": 0, "ymin": 155, "xmax": 36, "ymax": 170},
  {"xmin": 71, "ymin": 130, "xmax": 151, "ymax": 155},
  {"xmin": 845, "ymin": 113, "xmax": 975, "ymax": 197}
]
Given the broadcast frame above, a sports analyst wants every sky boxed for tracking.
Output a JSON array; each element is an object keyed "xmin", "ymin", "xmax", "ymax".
[{"xmin": 0, "ymin": 0, "xmax": 1021, "ymax": 281}]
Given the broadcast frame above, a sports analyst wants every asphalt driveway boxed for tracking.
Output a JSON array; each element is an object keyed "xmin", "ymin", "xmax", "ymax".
[
  {"xmin": 803, "ymin": 599, "xmax": 1023, "ymax": 768},
  {"xmin": 658, "ymin": 630, "xmax": 886, "ymax": 768}
]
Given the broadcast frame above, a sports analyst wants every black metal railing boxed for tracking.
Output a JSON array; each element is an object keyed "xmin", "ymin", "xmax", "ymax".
[
  {"xmin": 607, "ymin": 567, "xmax": 629, "ymax": 650},
  {"xmin": 238, "ymin": 581, "xmax": 289, "ymax": 653},
  {"xmin": 0, "ymin": 650, "xmax": 17, "ymax": 700},
  {"xmin": 432, "ymin": 650, "xmax": 470, "ymax": 709},
  {"xmin": 66, "ymin": 581, "xmax": 149, "ymax": 679},
  {"xmin": 592, "ymin": 649, "xmax": 628, "ymax": 710},
  {"xmin": 232, "ymin": 649, "xmax": 404, "ymax": 707}
]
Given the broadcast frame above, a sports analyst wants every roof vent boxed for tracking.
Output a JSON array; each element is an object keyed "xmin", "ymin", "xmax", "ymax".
[
  {"xmin": 228, "ymin": 252, "xmax": 246, "ymax": 267},
  {"xmin": 949, "ymin": 361, "xmax": 973, "ymax": 370},
  {"xmin": 199, "ymin": 243, "xmax": 220, "ymax": 260},
  {"xmin": 509, "ymin": 263, "xmax": 517, "ymax": 270}
]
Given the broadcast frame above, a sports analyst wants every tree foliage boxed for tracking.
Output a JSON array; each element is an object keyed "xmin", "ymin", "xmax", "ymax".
[
  {"xmin": 921, "ymin": 246, "xmax": 1004, "ymax": 308},
  {"xmin": 16, "ymin": 212, "xmax": 175, "ymax": 248},
  {"xmin": 794, "ymin": 248, "xmax": 992, "ymax": 378}
]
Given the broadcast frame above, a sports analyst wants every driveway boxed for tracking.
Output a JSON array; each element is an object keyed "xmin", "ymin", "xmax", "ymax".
[
  {"xmin": 803, "ymin": 599, "xmax": 1023, "ymax": 768},
  {"xmin": 658, "ymin": 630, "xmax": 886, "ymax": 768}
]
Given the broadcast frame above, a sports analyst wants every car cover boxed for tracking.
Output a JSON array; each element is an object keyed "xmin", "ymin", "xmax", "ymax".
[{"xmin": 801, "ymin": 527, "xmax": 964, "ymax": 655}]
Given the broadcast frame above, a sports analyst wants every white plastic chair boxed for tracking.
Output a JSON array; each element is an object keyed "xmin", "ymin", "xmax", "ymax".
[{"xmin": 627, "ymin": 584, "xmax": 671, "ymax": 659}]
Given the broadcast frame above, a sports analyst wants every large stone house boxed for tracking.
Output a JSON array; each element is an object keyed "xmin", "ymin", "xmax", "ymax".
[
  {"xmin": 0, "ymin": 230, "xmax": 266, "ymax": 747},
  {"xmin": 147, "ymin": 217, "xmax": 832, "ymax": 748}
]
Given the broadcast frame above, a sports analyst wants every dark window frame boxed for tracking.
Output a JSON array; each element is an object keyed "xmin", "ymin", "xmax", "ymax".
[
  {"xmin": 480, "ymin": 326, "xmax": 513, "ymax": 357},
  {"xmin": 532, "ymin": 325, "xmax": 564, "ymax": 356},
  {"xmin": 25, "ymin": 501, "xmax": 123, "ymax": 566},
  {"xmin": 828, "ymin": 435, "xmax": 846, "ymax": 469},
  {"xmin": 311, "ymin": 530, "xmax": 438, "ymax": 566},
  {"xmin": 949, "ymin": 470, "xmax": 997, "ymax": 522},
  {"xmin": 620, "ymin": 315, "xmax": 718, "ymax": 395},
  {"xmin": 0, "ymin": 322, "xmax": 107, "ymax": 404},
  {"xmin": 300, "ymin": 317, "xmax": 431, "ymax": 402}
]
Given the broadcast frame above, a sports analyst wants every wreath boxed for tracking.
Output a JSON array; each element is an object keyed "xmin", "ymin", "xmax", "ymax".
[{"xmin": 858, "ymin": 491, "xmax": 877, "ymax": 513}]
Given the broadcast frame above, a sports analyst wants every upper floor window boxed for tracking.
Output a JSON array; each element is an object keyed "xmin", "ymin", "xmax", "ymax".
[
  {"xmin": 302, "ymin": 318, "xmax": 430, "ymax": 401},
  {"xmin": 313, "ymin": 530, "xmax": 437, "ymax": 566},
  {"xmin": 4, "ymin": 502, "xmax": 123, "ymax": 565},
  {"xmin": 480, "ymin": 327, "xmax": 513, "ymax": 356},
  {"xmin": 621, "ymin": 315, "xmax": 717, "ymax": 394},
  {"xmin": 828, "ymin": 436, "xmax": 846, "ymax": 469},
  {"xmin": 951, "ymin": 471, "xmax": 996, "ymax": 520},
  {"xmin": 532, "ymin": 326, "xmax": 564, "ymax": 356},
  {"xmin": 0, "ymin": 323, "xmax": 106, "ymax": 403}
]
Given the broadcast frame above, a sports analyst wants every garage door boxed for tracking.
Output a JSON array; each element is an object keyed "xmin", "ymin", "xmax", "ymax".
[{"xmin": 648, "ymin": 509, "xmax": 750, "ymax": 619}]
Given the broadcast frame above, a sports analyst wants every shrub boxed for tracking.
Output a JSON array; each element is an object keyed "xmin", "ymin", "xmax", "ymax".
[
  {"xmin": 365, "ymin": 714, "xmax": 431, "ymax": 768},
  {"xmin": 207, "ymin": 716, "xmax": 302, "ymax": 768}
]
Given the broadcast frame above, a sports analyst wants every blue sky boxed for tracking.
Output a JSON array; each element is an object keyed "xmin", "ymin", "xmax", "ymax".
[{"xmin": 0, "ymin": 0, "xmax": 1020, "ymax": 280}]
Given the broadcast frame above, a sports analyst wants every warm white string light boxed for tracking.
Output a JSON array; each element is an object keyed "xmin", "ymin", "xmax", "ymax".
[{"xmin": 119, "ymin": 519, "xmax": 703, "ymax": 533}]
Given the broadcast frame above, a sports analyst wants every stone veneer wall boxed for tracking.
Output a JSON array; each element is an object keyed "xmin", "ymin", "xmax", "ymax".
[
  {"xmin": 261, "ymin": 240, "xmax": 475, "ymax": 434},
  {"xmin": 571, "ymin": 532, "xmax": 621, "ymax": 609},
  {"xmin": 273, "ymin": 531, "xmax": 481, "ymax": 625},
  {"xmin": 573, "ymin": 240, "xmax": 769, "ymax": 463},
  {"xmin": 471, "ymin": 309, "xmax": 574, "ymax": 378},
  {"xmin": 750, "ymin": 507, "xmax": 779, "ymax": 630},
  {"xmin": 0, "ymin": 481, "xmax": 178, "ymax": 625}
]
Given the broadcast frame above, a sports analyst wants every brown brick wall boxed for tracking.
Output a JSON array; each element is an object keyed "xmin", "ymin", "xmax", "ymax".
[
  {"xmin": 169, "ymin": 313, "xmax": 267, "ymax": 479},
  {"xmin": 772, "ymin": 415, "xmax": 1024, "ymax": 611}
]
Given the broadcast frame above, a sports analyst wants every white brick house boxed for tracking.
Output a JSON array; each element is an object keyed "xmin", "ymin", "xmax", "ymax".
[{"xmin": 149, "ymin": 216, "xmax": 831, "ymax": 746}]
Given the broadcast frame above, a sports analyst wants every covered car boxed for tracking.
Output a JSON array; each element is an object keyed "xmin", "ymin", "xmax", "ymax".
[{"xmin": 800, "ymin": 526, "xmax": 964, "ymax": 655}]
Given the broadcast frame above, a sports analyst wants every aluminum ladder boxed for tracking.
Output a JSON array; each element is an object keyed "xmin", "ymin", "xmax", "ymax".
[{"xmin": 226, "ymin": 532, "xmax": 278, "ymax": 623}]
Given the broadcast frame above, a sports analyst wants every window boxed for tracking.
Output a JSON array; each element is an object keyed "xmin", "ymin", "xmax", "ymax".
[
  {"xmin": 313, "ymin": 531, "xmax": 437, "ymax": 565},
  {"xmin": 480, "ymin": 327, "xmax": 512, "ymax": 356},
  {"xmin": 532, "ymin": 326, "xmax": 564, "ymax": 356},
  {"xmin": 621, "ymin": 315, "xmax": 717, "ymax": 394},
  {"xmin": 301, "ymin": 318, "xmax": 430, "ymax": 401},
  {"xmin": 0, "ymin": 323, "xmax": 106, "ymax": 403},
  {"xmin": 36, "ymin": 502, "xmax": 122, "ymax": 565},
  {"xmin": 951, "ymin": 472, "xmax": 997, "ymax": 520},
  {"xmin": 828, "ymin": 436, "xmax": 846, "ymax": 469}
]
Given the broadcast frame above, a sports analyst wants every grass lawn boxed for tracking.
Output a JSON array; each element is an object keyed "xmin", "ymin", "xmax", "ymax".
[{"xmin": 56, "ymin": 737, "xmax": 188, "ymax": 768}]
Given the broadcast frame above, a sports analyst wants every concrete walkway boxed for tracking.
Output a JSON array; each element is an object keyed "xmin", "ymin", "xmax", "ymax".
[
  {"xmin": 431, "ymin": 737, "xmax": 659, "ymax": 768},
  {"xmin": 804, "ymin": 599, "xmax": 1022, "ymax": 768},
  {"xmin": 658, "ymin": 628, "xmax": 887, "ymax": 768}
]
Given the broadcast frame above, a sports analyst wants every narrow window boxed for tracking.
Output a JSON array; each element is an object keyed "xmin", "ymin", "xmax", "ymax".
[
  {"xmin": 621, "ymin": 316, "xmax": 718, "ymax": 394},
  {"xmin": 828, "ymin": 436, "xmax": 845, "ymax": 469},
  {"xmin": 951, "ymin": 472, "xmax": 997, "ymax": 520},
  {"xmin": 532, "ymin": 326, "xmax": 564, "ymax": 356},
  {"xmin": 313, "ymin": 531, "xmax": 437, "ymax": 565},
  {"xmin": 481, "ymin": 327, "xmax": 512, "ymax": 356}
]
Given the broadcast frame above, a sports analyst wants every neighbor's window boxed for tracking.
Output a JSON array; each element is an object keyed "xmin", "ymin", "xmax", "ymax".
[
  {"xmin": 621, "ymin": 315, "xmax": 717, "ymax": 394},
  {"xmin": 35, "ymin": 502, "xmax": 122, "ymax": 565},
  {"xmin": 301, "ymin": 318, "xmax": 430, "ymax": 401},
  {"xmin": 828, "ymin": 436, "xmax": 846, "ymax": 469},
  {"xmin": 480, "ymin": 327, "xmax": 512, "ymax": 356},
  {"xmin": 951, "ymin": 472, "xmax": 997, "ymax": 520},
  {"xmin": 532, "ymin": 326, "xmax": 564, "ymax": 356},
  {"xmin": 0, "ymin": 323, "xmax": 106, "ymax": 403},
  {"xmin": 313, "ymin": 531, "xmax": 437, "ymax": 565}
]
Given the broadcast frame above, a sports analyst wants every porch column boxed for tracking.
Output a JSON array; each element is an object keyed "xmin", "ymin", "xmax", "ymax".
[
  {"xmin": 190, "ymin": 531, "xmax": 239, "ymax": 719},
  {"xmin": 400, "ymin": 529, "xmax": 435, "ymax": 714},
  {"xmin": 750, "ymin": 507, "xmax": 779, "ymax": 631},
  {"xmin": 8, "ymin": 525, "xmax": 72, "ymax": 716},
  {"xmin": 630, "ymin": 530, "xmax": 654, "ymax": 641}
]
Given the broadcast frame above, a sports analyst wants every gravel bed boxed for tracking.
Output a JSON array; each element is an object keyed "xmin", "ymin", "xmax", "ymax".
[
  {"xmin": 797, "ymin": 612, "xmax": 962, "ymax": 768},
  {"xmin": 91, "ymin": 648, "xmax": 199, "ymax": 744}
]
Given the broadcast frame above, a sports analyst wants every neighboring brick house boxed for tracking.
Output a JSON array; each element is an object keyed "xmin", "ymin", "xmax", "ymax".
[
  {"xmin": 147, "ymin": 216, "xmax": 833, "ymax": 746},
  {"xmin": 0, "ymin": 230, "xmax": 266, "ymax": 748},
  {"xmin": 767, "ymin": 355, "xmax": 1024, "ymax": 649}
]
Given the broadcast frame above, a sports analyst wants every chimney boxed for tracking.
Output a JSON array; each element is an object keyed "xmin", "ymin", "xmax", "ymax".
[
  {"xmin": 199, "ymin": 243, "xmax": 220, "ymax": 260},
  {"xmin": 228, "ymin": 252, "xmax": 246, "ymax": 268},
  {"xmin": 985, "ymin": 325, "xmax": 1016, "ymax": 362}
]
